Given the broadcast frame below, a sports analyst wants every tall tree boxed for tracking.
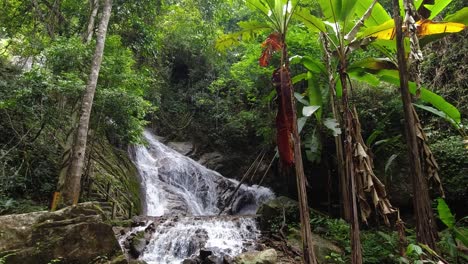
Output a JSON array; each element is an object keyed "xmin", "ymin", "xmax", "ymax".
[{"xmin": 59, "ymin": 0, "xmax": 113, "ymax": 205}]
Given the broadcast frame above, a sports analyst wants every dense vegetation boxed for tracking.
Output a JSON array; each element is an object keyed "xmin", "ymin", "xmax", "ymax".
[{"xmin": 0, "ymin": 0, "xmax": 467, "ymax": 263}]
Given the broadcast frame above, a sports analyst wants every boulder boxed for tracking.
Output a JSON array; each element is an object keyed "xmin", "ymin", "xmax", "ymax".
[
  {"xmin": 129, "ymin": 231, "xmax": 148, "ymax": 258},
  {"xmin": 168, "ymin": 141, "xmax": 194, "ymax": 156},
  {"xmin": 0, "ymin": 202, "xmax": 122, "ymax": 264},
  {"xmin": 256, "ymin": 196, "xmax": 299, "ymax": 230},
  {"xmin": 198, "ymin": 152, "xmax": 224, "ymax": 171},
  {"xmin": 233, "ymin": 249, "xmax": 277, "ymax": 264},
  {"xmin": 287, "ymin": 227, "xmax": 343, "ymax": 263}
]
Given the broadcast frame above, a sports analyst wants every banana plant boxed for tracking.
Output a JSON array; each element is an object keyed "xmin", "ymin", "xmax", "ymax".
[{"xmin": 217, "ymin": 1, "xmax": 319, "ymax": 263}]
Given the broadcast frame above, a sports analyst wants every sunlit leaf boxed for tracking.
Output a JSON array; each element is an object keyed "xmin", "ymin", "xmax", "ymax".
[
  {"xmin": 423, "ymin": 0, "xmax": 452, "ymax": 20},
  {"xmin": 324, "ymin": 118, "xmax": 341, "ymax": 136},
  {"xmin": 444, "ymin": 7, "xmax": 468, "ymax": 25},
  {"xmin": 349, "ymin": 57, "xmax": 397, "ymax": 70},
  {"xmin": 302, "ymin": 105, "xmax": 320, "ymax": 117},
  {"xmin": 417, "ymin": 20, "xmax": 465, "ymax": 36},
  {"xmin": 294, "ymin": 92, "xmax": 309, "ymax": 106},
  {"xmin": 215, "ymin": 21, "xmax": 271, "ymax": 51},
  {"xmin": 437, "ymin": 198, "xmax": 455, "ymax": 228},
  {"xmin": 360, "ymin": 19, "xmax": 395, "ymax": 39},
  {"xmin": 354, "ymin": 0, "xmax": 390, "ymax": 27},
  {"xmin": 317, "ymin": 0, "xmax": 357, "ymax": 23}
]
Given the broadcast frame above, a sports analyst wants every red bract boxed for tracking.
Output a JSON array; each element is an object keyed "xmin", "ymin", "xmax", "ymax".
[{"xmin": 259, "ymin": 32, "xmax": 283, "ymax": 67}]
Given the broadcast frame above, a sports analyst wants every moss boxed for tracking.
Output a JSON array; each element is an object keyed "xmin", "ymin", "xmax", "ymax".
[{"xmin": 83, "ymin": 137, "xmax": 141, "ymax": 217}]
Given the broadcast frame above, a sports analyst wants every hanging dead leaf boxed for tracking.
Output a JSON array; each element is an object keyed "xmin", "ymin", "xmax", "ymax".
[{"xmin": 273, "ymin": 67, "xmax": 294, "ymax": 166}]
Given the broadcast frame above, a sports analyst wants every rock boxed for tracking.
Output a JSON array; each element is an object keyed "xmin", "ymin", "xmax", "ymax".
[
  {"xmin": 233, "ymin": 249, "xmax": 277, "ymax": 264},
  {"xmin": 199, "ymin": 247, "xmax": 214, "ymax": 260},
  {"xmin": 182, "ymin": 259, "xmax": 199, "ymax": 264},
  {"xmin": 203, "ymin": 255, "xmax": 221, "ymax": 264},
  {"xmin": 129, "ymin": 260, "xmax": 149, "ymax": 264},
  {"xmin": 223, "ymin": 255, "xmax": 234, "ymax": 264},
  {"xmin": 256, "ymin": 196, "xmax": 299, "ymax": 230},
  {"xmin": 0, "ymin": 202, "xmax": 122, "ymax": 264},
  {"xmin": 129, "ymin": 231, "xmax": 148, "ymax": 258},
  {"xmin": 287, "ymin": 227, "xmax": 343, "ymax": 263},
  {"xmin": 109, "ymin": 254, "xmax": 128, "ymax": 264},
  {"xmin": 198, "ymin": 152, "xmax": 224, "ymax": 171},
  {"xmin": 168, "ymin": 141, "xmax": 194, "ymax": 156}
]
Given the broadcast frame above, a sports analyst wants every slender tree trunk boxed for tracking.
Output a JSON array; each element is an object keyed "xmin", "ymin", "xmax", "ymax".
[
  {"xmin": 339, "ymin": 69, "xmax": 363, "ymax": 264},
  {"xmin": 282, "ymin": 41, "xmax": 317, "ymax": 264},
  {"xmin": 392, "ymin": 0, "xmax": 438, "ymax": 250},
  {"xmin": 321, "ymin": 34, "xmax": 350, "ymax": 221},
  {"xmin": 60, "ymin": 0, "xmax": 112, "ymax": 205},
  {"xmin": 82, "ymin": 0, "xmax": 99, "ymax": 43}
]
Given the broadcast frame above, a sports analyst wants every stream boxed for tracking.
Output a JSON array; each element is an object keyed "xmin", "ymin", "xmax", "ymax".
[{"xmin": 124, "ymin": 130, "xmax": 274, "ymax": 263}]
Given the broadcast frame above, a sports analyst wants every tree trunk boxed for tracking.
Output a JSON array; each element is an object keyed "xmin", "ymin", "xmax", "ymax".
[
  {"xmin": 82, "ymin": 0, "xmax": 100, "ymax": 43},
  {"xmin": 392, "ymin": 0, "xmax": 438, "ymax": 250},
  {"xmin": 340, "ymin": 70, "xmax": 363, "ymax": 264},
  {"xmin": 281, "ymin": 40, "xmax": 317, "ymax": 264},
  {"xmin": 321, "ymin": 34, "xmax": 349, "ymax": 221},
  {"xmin": 60, "ymin": 0, "xmax": 112, "ymax": 205}
]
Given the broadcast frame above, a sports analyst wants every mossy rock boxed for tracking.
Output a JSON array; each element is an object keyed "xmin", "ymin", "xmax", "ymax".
[
  {"xmin": 256, "ymin": 196, "xmax": 300, "ymax": 230},
  {"xmin": 287, "ymin": 227, "xmax": 343, "ymax": 264}
]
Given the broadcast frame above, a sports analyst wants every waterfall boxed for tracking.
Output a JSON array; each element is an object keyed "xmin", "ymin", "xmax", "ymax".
[{"xmin": 127, "ymin": 130, "xmax": 274, "ymax": 263}]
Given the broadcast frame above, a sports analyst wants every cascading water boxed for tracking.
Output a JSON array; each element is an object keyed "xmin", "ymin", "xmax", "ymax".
[{"xmin": 125, "ymin": 130, "xmax": 274, "ymax": 263}]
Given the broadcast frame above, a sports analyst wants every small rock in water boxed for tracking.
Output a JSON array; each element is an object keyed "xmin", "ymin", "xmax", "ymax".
[
  {"xmin": 182, "ymin": 259, "xmax": 199, "ymax": 264},
  {"xmin": 199, "ymin": 247, "xmax": 214, "ymax": 260},
  {"xmin": 223, "ymin": 255, "xmax": 234, "ymax": 264},
  {"xmin": 203, "ymin": 255, "xmax": 221, "ymax": 264},
  {"xmin": 233, "ymin": 249, "xmax": 277, "ymax": 264}
]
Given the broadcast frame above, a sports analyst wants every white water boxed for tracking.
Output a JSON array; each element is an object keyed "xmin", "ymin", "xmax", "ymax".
[{"xmin": 128, "ymin": 130, "xmax": 274, "ymax": 263}]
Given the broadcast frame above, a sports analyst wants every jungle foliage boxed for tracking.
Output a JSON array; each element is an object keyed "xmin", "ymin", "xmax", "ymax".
[{"xmin": 0, "ymin": 0, "xmax": 467, "ymax": 262}]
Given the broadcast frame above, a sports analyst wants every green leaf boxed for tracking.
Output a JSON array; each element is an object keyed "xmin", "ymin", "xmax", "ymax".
[
  {"xmin": 372, "ymin": 70, "xmax": 461, "ymax": 124},
  {"xmin": 385, "ymin": 154, "xmax": 398, "ymax": 174},
  {"xmin": 424, "ymin": 0, "xmax": 453, "ymax": 20},
  {"xmin": 215, "ymin": 21, "xmax": 271, "ymax": 51},
  {"xmin": 298, "ymin": 116, "xmax": 307, "ymax": 133},
  {"xmin": 317, "ymin": 0, "xmax": 357, "ymax": 23},
  {"xmin": 290, "ymin": 55, "xmax": 326, "ymax": 74},
  {"xmin": 413, "ymin": 103, "xmax": 460, "ymax": 129},
  {"xmin": 358, "ymin": 19, "xmax": 395, "ymax": 39},
  {"xmin": 295, "ymin": 92, "xmax": 309, "ymax": 106},
  {"xmin": 437, "ymin": 198, "xmax": 455, "ymax": 228},
  {"xmin": 307, "ymin": 72, "xmax": 323, "ymax": 121},
  {"xmin": 454, "ymin": 227, "xmax": 468, "ymax": 247},
  {"xmin": 353, "ymin": 0, "xmax": 390, "ymax": 27},
  {"xmin": 292, "ymin": 73, "xmax": 308, "ymax": 84},
  {"xmin": 293, "ymin": 7, "xmax": 327, "ymax": 33},
  {"xmin": 302, "ymin": 57, "xmax": 326, "ymax": 74},
  {"xmin": 305, "ymin": 129, "xmax": 321, "ymax": 163},
  {"xmin": 406, "ymin": 244, "xmax": 423, "ymax": 256},
  {"xmin": 444, "ymin": 7, "xmax": 468, "ymax": 25},
  {"xmin": 349, "ymin": 57, "xmax": 397, "ymax": 70}
]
